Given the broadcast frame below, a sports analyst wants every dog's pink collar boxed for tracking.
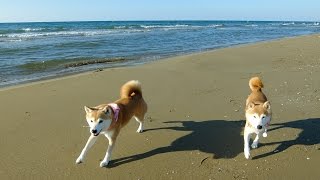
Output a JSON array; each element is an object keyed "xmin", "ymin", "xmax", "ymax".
[{"xmin": 108, "ymin": 103, "xmax": 120, "ymax": 122}]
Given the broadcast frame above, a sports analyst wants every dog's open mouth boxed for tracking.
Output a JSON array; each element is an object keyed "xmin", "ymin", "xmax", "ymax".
[
  {"xmin": 92, "ymin": 130, "xmax": 101, "ymax": 136},
  {"xmin": 93, "ymin": 132, "xmax": 100, "ymax": 136}
]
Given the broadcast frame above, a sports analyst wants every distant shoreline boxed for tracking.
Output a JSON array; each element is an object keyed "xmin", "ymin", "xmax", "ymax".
[
  {"xmin": 1, "ymin": 21, "xmax": 320, "ymax": 88},
  {"xmin": 1, "ymin": 33, "xmax": 319, "ymax": 91}
]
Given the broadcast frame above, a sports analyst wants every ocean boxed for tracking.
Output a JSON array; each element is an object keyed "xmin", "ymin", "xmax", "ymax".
[{"xmin": 0, "ymin": 21, "xmax": 319, "ymax": 87}]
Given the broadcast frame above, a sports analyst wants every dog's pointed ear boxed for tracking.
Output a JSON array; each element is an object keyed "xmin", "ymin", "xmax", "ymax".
[
  {"xmin": 248, "ymin": 102, "xmax": 255, "ymax": 109},
  {"xmin": 102, "ymin": 106, "xmax": 112, "ymax": 116},
  {"xmin": 84, "ymin": 106, "xmax": 92, "ymax": 114},
  {"xmin": 263, "ymin": 101, "xmax": 271, "ymax": 110}
]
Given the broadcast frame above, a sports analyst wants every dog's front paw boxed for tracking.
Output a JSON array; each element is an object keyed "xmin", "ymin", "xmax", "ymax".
[
  {"xmin": 251, "ymin": 142, "xmax": 258, "ymax": 149},
  {"xmin": 244, "ymin": 148, "xmax": 251, "ymax": 159},
  {"xmin": 100, "ymin": 160, "xmax": 109, "ymax": 167},
  {"xmin": 263, "ymin": 132, "xmax": 267, "ymax": 137},
  {"xmin": 136, "ymin": 124, "xmax": 144, "ymax": 133},
  {"xmin": 76, "ymin": 156, "xmax": 84, "ymax": 164}
]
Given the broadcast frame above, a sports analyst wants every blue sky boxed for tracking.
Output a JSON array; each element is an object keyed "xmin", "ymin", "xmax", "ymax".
[{"xmin": 0, "ymin": 0, "xmax": 319, "ymax": 22}]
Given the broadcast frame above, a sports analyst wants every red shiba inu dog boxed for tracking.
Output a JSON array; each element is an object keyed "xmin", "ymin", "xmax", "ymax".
[
  {"xmin": 76, "ymin": 80, "xmax": 147, "ymax": 167},
  {"xmin": 244, "ymin": 77, "xmax": 271, "ymax": 159}
]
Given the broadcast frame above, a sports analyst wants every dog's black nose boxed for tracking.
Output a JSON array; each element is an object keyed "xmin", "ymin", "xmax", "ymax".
[
  {"xmin": 91, "ymin": 129, "xmax": 97, "ymax": 134},
  {"xmin": 257, "ymin": 125, "xmax": 263, "ymax": 129}
]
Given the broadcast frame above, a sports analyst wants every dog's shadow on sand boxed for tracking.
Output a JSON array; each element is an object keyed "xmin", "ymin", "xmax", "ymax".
[
  {"xmin": 108, "ymin": 119, "xmax": 245, "ymax": 168},
  {"xmin": 254, "ymin": 118, "xmax": 320, "ymax": 159},
  {"xmin": 108, "ymin": 118, "xmax": 320, "ymax": 167}
]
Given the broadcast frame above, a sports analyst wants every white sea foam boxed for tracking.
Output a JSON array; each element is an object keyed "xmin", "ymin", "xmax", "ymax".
[
  {"xmin": 140, "ymin": 24, "xmax": 189, "ymax": 29},
  {"xmin": 244, "ymin": 24, "xmax": 258, "ymax": 27},
  {"xmin": 7, "ymin": 30, "xmax": 112, "ymax": 39},
  {"xmin": 22, "ymin": 28, "xmax": 45, "ymax": 32},
  {"xmin": 208, "ymin": 24, "xmax": 224, "ymax": 28},
  {"xmin": 2, "ymin": 28, "xmax": 153, "ymax": 41},
  {"xmin": 114, "ymin": 25, "xmax": 126, "ymax": 29},
  {"xmin": 282, "ymin": 22, "xmax": 295, "ymax": 26}
]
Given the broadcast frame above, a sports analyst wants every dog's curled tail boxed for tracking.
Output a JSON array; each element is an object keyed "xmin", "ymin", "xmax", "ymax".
[
  {"xmin": 120, "ymin": 80, "xmax": 143, "ymax": 99},
  {"xmin": 249, "ymin": 77, "xmax": 264, "ymax": 91}
]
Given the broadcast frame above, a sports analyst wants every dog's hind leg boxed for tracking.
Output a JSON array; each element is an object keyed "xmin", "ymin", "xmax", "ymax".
[
  {"xmin": 76, "ymin": 135, "xmax": 98, "ymax": 164},
  {"xmin": 134, "ymin": 115, "xmax": 144, "ymax": 133},
  {"xmin": 100, "ymin": 131, "xmax": 117, "ymax": 167},
  {"xmin": 251, "ymin": 133, "xmax": 260, "ymax": 149}
]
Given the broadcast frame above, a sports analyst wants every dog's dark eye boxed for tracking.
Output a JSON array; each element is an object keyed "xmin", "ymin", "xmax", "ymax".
[
  {"xmin": 253, "ymin": 116, "xmax": 256, "ymax": 118},
  {"xmin": 262, "ymin": 116, "xmax": 265, "ymax": 119},
  {"xmin": 99, "ymin": 120, "xmax": 103, "ymax": 123},
  {"xmin": 90, "ymin": 120, "xmax": 93, "ymax": 123}
]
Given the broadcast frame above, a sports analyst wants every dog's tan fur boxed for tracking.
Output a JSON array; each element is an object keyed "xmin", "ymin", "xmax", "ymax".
[
  {"xmin": 76, "ymin": 80, "xmax": 147, "ymax": 167},
  {"xmin": 244, "ymin": 77, "xmax": 272, "ymax": 159},
  {"xmin": 246, "ymin": 77, "xmax": 267, "ymax": 107},
  {"xmin": 87, "ymin": 80, "xmax": 147, "ymax": 134}
]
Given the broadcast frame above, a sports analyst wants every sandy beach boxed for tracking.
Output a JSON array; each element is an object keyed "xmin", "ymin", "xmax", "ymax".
[{"xmin": 0, "ymin": 34, "xmax": 320, "ymax": 179}]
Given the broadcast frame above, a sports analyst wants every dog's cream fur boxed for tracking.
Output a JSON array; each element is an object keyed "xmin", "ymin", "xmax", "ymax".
[
  {"xmin": 76, "ymin": 80, "xmax": 147, "ymax": 167},
  {"xmin": 244, "ymin": 77, "xmax": 272, "ymax": 159}
]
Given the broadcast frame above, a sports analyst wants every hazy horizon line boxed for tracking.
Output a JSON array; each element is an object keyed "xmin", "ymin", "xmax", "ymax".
[{"xmin": 1, "ymin": 19, "xmax": 319, "ymax": 24}]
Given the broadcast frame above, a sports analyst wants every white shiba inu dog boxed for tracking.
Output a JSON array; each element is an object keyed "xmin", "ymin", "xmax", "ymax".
[
  {"xmin": 76, "ymin": 80, "xmax": 148, "ymax": 167},
  {"xmin": 244, "ymin": 77, "xmax": 271, "ymax": 159}
]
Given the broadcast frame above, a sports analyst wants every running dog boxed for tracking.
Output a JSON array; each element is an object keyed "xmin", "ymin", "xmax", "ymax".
[
  {"xmin": 76, "ymin": 80, "xmax": 148, "ymax": 167},
  {"xmin": 244, "ymin": 77, "xmax": 271, "ymax": 159}
]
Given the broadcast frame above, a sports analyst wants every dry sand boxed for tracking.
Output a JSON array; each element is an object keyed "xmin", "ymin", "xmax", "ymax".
[{"xmin": 0, "ymin": 34, "xmax": 320, "ymax": 180}]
